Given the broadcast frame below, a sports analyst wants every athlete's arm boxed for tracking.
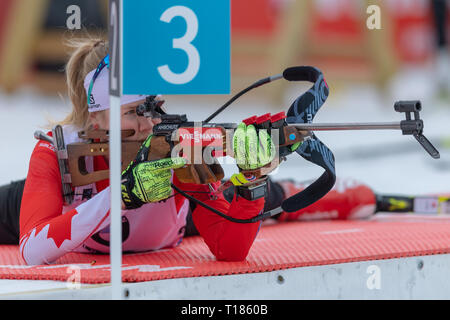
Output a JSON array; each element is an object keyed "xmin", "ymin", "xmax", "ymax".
[
  {"xmin": 173, "ymin": 176, "xmax": 264, "ymax": 261},
  {"xmin": 19, "ymin": 140, "xmax": 112, "ymax": 265}
]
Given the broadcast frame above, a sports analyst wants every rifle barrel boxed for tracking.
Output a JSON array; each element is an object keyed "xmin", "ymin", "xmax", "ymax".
[{"xmin": 292, "ymin": 122, "xmax": 401, "ymax": 131}]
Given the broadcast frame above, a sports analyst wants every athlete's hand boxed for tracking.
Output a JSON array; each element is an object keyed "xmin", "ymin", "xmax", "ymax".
[
  {"xmin": 233, "ymin": 122, "xmax": 275, "ymax": 170},
  {"xmin": 121, "ymin": 135, "xmax": 186, "ymax": 209}
]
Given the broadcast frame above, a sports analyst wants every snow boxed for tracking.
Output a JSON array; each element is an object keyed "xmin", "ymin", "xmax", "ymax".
[{"xmin": 0, "ymin": 66, "xmax": 449, "ymax": 196}]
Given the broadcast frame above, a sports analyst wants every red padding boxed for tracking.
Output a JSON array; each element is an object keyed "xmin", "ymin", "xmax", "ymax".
[
  {"xmin": 242, "ymin": 116, "xmax": 257, "ymax": 126},
  {"xmin": 255, "ymin": 113, "xmax": 271, "ymax": 125},
  {"xmin": 270, "ymin": 111, "xmax": 286, "ymax": 123}
]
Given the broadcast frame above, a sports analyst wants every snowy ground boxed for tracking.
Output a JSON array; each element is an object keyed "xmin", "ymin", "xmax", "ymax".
[{"xmin": 0, "ymin": 65, "xmax": 449, "ymax": 197}]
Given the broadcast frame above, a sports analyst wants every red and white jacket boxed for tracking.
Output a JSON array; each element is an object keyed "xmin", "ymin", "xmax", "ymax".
[{"xmin": 19, "ymin": 126, "xmax": 264, "ymax": 265}]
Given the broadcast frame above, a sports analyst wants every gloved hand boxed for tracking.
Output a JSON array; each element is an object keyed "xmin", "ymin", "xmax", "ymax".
[
  {"xmin": 232, "ymin": 122, "xmax": 276, "ymax": 172},
  {"xmin": 121, "ymin": 135, "xmax": 186, "ymax": 209}
]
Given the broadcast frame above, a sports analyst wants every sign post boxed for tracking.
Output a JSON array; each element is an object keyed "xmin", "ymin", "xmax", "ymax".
[
  {"xmin": 108, "ymin": 0, "xmax": 230, "ymax": 299},
  {"xmin": 109, "ymin": 0, "xmax": 123, "ymax": 300}
]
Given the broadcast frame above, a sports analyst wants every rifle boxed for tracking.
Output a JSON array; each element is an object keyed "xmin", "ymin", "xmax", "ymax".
[{"xmin": 35, "ymin": 66, "xmax": 440, "ymax": 222}]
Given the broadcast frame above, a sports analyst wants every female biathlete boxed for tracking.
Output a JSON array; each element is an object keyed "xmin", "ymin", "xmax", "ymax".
[{"xmin": 0, "ymin": 39, "xmax": 376, "ymax": 265}]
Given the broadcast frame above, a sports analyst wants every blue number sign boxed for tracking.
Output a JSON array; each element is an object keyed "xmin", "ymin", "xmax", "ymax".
[{"xmin": 123, "ymin": 0, "xmax": 230, "ymax": 95}]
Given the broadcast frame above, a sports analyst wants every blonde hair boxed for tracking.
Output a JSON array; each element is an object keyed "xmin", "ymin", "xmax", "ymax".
[{"xmin": 58, "ymin": 37, "xmax": 108, "ymax": 129}]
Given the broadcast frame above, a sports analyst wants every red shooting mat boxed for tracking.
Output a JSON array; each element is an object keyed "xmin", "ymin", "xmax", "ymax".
[{"xmin": 1, "ymin": 216, "xmax": 450, "ymax": 284}]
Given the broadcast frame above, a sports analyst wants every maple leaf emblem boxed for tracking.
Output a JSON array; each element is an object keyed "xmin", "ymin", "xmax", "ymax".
[{"xmin": 35, "ymin": 209, "xmax": 78, "ymax": 248}]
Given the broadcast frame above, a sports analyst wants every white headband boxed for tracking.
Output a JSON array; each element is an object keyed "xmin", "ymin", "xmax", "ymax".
[{"xmin": 83, "ymin": 67, "xmax": 146, "ymax": 112}]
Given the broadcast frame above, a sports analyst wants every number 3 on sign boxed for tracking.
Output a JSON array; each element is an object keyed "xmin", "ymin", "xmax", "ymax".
[{"xmin": 157, "ymin": 6, "xmax": 200, "ymax": 85}]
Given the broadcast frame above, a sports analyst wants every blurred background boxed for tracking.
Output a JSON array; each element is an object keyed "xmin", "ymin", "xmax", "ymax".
[{"xmin": 0, "ymin": 0, "xmax": 449, "ymax": 196}]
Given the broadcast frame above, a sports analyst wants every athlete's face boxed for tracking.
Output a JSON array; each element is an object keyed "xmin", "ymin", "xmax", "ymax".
[{"xmin": 90, "ymin": 100, "xmax": 161, "ymax": 141}]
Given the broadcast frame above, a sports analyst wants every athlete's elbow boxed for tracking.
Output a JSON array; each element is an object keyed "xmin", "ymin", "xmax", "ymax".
[
  {"xmin": 215, "ymin": 246, "xmax": 251, "ymax": 262},
  {"xmin": 20, "ymin": 239, "xmax": 52, "ymax": 266},
  {"xmin": 20, "ymin": 248, "xmax": 46, "ymax": 266}
]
